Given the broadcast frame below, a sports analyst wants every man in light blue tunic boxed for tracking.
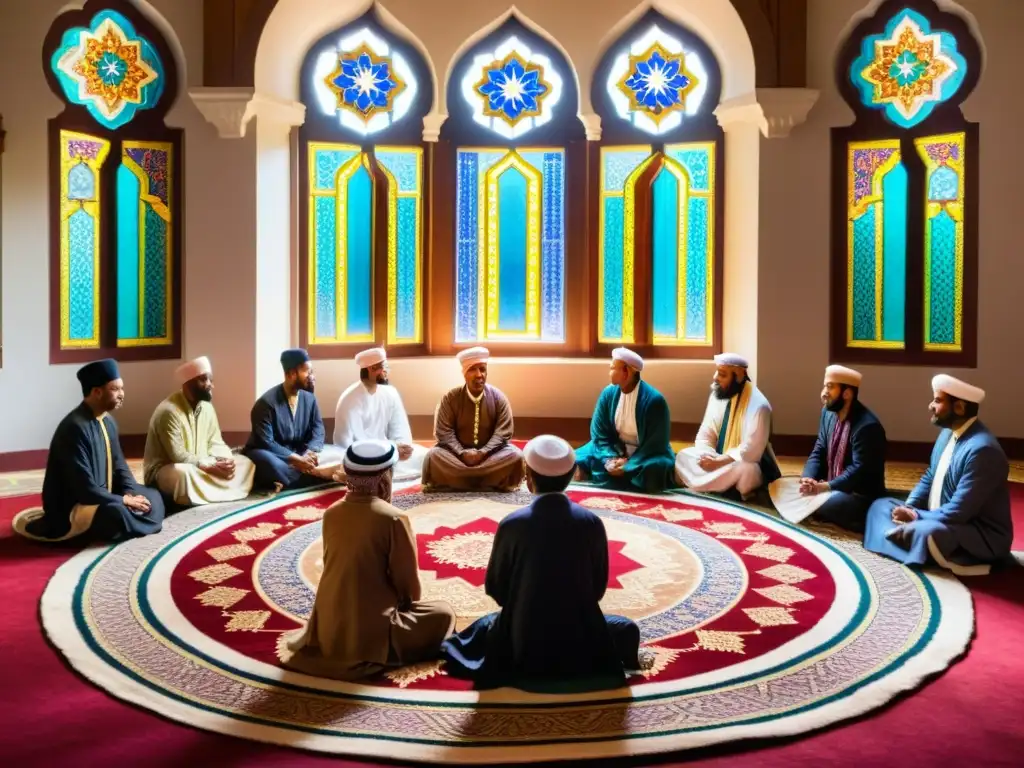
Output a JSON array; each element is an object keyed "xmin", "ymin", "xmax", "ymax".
[
  {"xmin": 864, "ymin": 374, "xmax": 1013, "ymax": 576},
  {"xmin": 574, "ymin": 348, "xmax": 676, "ymax": 493}
]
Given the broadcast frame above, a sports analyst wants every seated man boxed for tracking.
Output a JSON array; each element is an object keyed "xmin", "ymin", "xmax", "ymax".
[
  {"xmin": 441, "ymin": 435, "xmax": 641, "ymax": 691},
  {"xmin": 278, "ymin": 440, "xmax": 456, "ymax": 680},
  {"xmin": 770, "ymin": 365, "xmax": 887, "ymax": 531},
  {"xmin": 143, "ymin": 356, "xmax": 255, "ymax": 506},
  {"xmin": 243, "ymin": 348, "xmax": 331, "ymax": 492},
  {"xmin": 14, "ymin": 359, "xmax": 165, "ymax": 543},
  {"xmin": 675, "ymin": 353, "xmax": 780, "ymax": 499},
  {"xmin": 864, "ymin": 375, "xmax": 1012, "ymax": 576},
  {"xmin": 329, "ymin": 347, "xmax": 426, "ymax": 482},
  {"xmin": 421, "ymin": 347, "xmax": 524, "ymax": 491},
  {"xmin": 574, "ymin": 347, "xmax": 675, "ymax": 493}
]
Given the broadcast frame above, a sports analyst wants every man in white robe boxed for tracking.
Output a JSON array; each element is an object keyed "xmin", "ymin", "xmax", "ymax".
[
  {"xmin": 675, "ymin": 353, "xmax": 780, "ymax": 499},
  {"xmin": 330, "ymin": 347, "xmax": 425, "ymax": 481}
]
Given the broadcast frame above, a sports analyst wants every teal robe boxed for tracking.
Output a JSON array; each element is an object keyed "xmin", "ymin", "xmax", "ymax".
[{"xmin": 575, "ymin": 380, "xmax": 676, "ymax": 493}]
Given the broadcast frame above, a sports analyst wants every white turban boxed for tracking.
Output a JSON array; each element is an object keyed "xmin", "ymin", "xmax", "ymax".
[
  {"xmin": 343, "ymin": 439, "xmax": 398, "ymax": 473},
  {"xmin": 456, "ymin": 346, "xmax": 490, "ymax": 373},
  {"xmin": 612, "ymin": 347, "xmax": 644, "ymax": 371},
  {"xmin": 825, "ymin": 365, "xmax": 862, "ymax": 387},
  {"xmin": 714, "ymin": 352, "xmax": 749, "ymax": 369},
  {"xmin": 523, "ymin": 435, "xmax": 577, "ymax": 477},
  {"xmin": 175, "ymin": 356, "xmax": 212, "ymax": 385},
  {"xmin": 355, "ymin": 347, "xmax": 386, "ymax": 368},
  {"xmin": 932, "ymin": 374, "xmax": 985, "ymax": 404}
]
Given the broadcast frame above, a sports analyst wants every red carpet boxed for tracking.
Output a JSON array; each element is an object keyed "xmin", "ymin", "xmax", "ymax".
[{"xmin": 1, "ymin": 490, "xmax": 1023, "ymax": 766}]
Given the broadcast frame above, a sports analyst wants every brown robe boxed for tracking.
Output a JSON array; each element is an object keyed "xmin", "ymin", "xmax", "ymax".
[
  {"xmin": 277, "ymin": 493, "xmax": 455, "ymax": 680},
  {"xmin": 421, "ymin": 384, "xmax": 524, "ymax": 491}
]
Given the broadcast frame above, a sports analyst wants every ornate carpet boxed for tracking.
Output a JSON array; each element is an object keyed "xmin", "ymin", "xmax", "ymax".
[{"xmin": 41, "ymin": 486, "xmax": 972, "ymax": 763}]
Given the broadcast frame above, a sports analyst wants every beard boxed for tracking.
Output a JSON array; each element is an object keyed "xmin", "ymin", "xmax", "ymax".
[
  {"xmin": 301, "ymin": 378, "xmax": 315, "ymax": 394},
  {"xmin": 376, "ymin": 373, "xmax": 390, "ymax": 386},
  {"xmin": 712, "ymin": 378, "xmax": 744, "ymax": 401},
  {"xmin": 825, "ymin": 396, "xmax": 844, "ymax": 413},
  {"xmin": 931, "ymin": 412, "xmax": 955, "ymax": 428}
]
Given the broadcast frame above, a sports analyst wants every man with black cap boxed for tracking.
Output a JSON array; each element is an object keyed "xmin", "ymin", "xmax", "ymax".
[
  {"xmin": 13, "ymin": 359, "xmax": 165, "ymax": 542},
  {"xmin": 243, "ymin": 348, "xmax": 330, "ymax": 492},
  {"xmin": 441, "ymin": 435, "xmax": 641, "ymax": 691}
]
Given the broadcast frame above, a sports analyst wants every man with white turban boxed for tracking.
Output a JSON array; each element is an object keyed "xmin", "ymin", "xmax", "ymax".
[
  {"xmin": 421, "ymin": 347, "xmax": 524, "ymax": 491},
  {"xmin": 441, "ymin": 436, "xmax": 641, "ymax": 691},
  {"xmin": 327, "ymin": 347, "xmax": 426, "ymax": 482},
  {"xmin": 675, "ymin": 353, "xmax": 780, "ymax": 499},
  {"xmin": 770, "ymin": 365, "xmax": 887, "ymax": 530},
  {"xmin": 142, "ymin": 356, "xmax": 255, "ymax": 506},
  {"xmin": 864, "ymin": 375, "xmax": 1013, "ymax": 576},
  {"xmin": 574, "ymin": 347, "xmax": 676, "ymax": 492}
]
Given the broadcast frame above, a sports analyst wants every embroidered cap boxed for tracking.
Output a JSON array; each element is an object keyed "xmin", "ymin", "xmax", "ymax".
[
  {"xmin": 343, "ymin": 439, "xmax": 398, "ymax": 473},
  {"xmin": 524, "ymin": 435, "xmax": 577, "ymax": 477},
  {"xmin": 714, "ymin": 353, "xmax": 748, "ymax": 368}
]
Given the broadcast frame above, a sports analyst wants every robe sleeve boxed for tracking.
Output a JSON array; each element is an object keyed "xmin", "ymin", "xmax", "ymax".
[
  {"xmin": 917, "ymin": 445, "xmax": 1008, "ymax": 525},
  {"xmin": 828, "ymin": 421, "xmax": 886, "ymax": 493},
  {"xmin": 154, "ymin": 406, "xmax": 206, "ymax": 467},
  {"xmin": 726, "ymin": 405, "xmax": 771, "ymax": 464},
  {"xmin": 303, "ymin": 396, "xmax": 326, "ymax": 453},
  {"xmin": 249, "ymin": 398, "xmax": 293, "ymax": 459},
  {"xmin": 623, "ymin": 390, "xmax": 670, "ymax": 473},
  {"xmin": 207, "ymin": 408, "xmax": 233, "ymax": 459},
  {"xmin": 694, "ymin": 404, "xmax": 719, "ymax": 454},
  {"xmin": 906, "ymin": 438, "xmax": 943, "ymax": 508},
  {"xmin": 108, "ymin": 420, "xmax": 141, "ymax": 496},
  {"xmin": 386, "ymin": 389, "xmax": 414, "ymax": 444},
  {"xmin": 591, "ymin": 516, "xmax": 610, "ymax": 602},
  {"xmin": 434, "ymin": 391, "xmax": 465, "ymax": 457},
  {"xmin": 588, "ymin": 388, "xmax": 623, "ymax": 460},
  {"xmin": 387, "ymin": 514, "xmax": 422, "ymax": 603},
  {"xmin": 480, "ymin": 389, "xmax": 514, "ymax": 455},
  {"xmin": 802, "ymin": 412, "xmax": 829, "ymax": 479},
  {"xmin": 484, "ymin": 520, "xmax": 515, "ymax": 607},
  {"xmin": 332, "ymin": 392, "xmax": 361, "ymax": 449},
  {"xmin": 64, "ymin": 423, "xmax": 124, "ymax": 506}
]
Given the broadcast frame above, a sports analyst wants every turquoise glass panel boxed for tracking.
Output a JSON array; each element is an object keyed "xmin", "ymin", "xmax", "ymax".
[
  {"xmin": 928, "ymin": 210, "xmax": 958, "ymax": 344},
  {"xmin": 685, "ymin": 196, "xmax": 709, "ymax": 340},
  {"xmin": 497, "ymin": 167, "xmax": 528, "ymax": 331},
  {"xmin": 395, "ymin": 196, "xmax": 418, "ymax": 340},
  {"xmin": 602, "ymin": 196, "xmax": 625, "ymax": 340},
  {"xmin": 68, "ymin": 163, "xmax": 94, "ymax": 200},
  {"xmin": 851, "ymin": 206, "xmax": 877, "ymax": 342},
  {"xmin": 314, "ymin": 149, "xmax": 358, "ymax": 191},
  {"xmin": 68, "ymin": 209, "xmax": 96, "ymax": 341},
  {"xmin": 666, "ymin": 147, "xmax": 711, "ymax": 193},
  {"xmin": 929, "ymin": 165, "xmax": 959, "ymax": 201},
  {"xmin": 313, "ymin": 196, "xmax": 337, "ymax": 339},
  {"xmin": 345, "ymin": 165, "xmax": 373, "ymax": 337},
  {"xmin": 142, "ymin": 204, "xmax": 168, "ymax": 338},
  {"xmin": 880, "ymin": 162, "xmax": 907, "ymax": 343},
  {"xmin": 116, "ymin": 163, "xmax": 141, "ymax": 341},
  {"xmin": 603, "ymin": 150, "xmax": 650, "ymax": 192},
  {"xmin": 375, "ymin": 151, "xmax": 419, "ymax": 193},
  {"xmin": 651, "ymin": 168, "xmax": 679, "ymax": 338}
]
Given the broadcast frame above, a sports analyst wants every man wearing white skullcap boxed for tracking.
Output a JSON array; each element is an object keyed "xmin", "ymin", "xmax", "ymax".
[
  {"xmin": 421, "ymin": 347, "xmax": 524, "ymax": 491},
  {"xmin": 770, "ymin": 365, "xmax": 887, "ymax": 530},
  {"xmin": 142, "ymin": 356, "xmax": 255, "ymax": 506},
  {"xmin": 675, "ymin": 353, "xmax": 780, "ymax": 499},
  {"xmin": 442, "ymin": 436, "xmax": 641, "ymax": 689},
  {"xmin": 280, "ymin": 440, "xmax": 455, "ymax": 680},
  {"xmin": 323, "ymin": 347, "xmax": 427, "ymax": 482},
  {"xmin": 863, "ymin": 375, "xmax": 1012, "ymax": 576},
  {"xmin": 574, "ymin": 348, "xmax": 675, "ymax": 492}
]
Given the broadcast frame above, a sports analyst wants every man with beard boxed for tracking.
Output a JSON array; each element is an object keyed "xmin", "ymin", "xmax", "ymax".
[
  {"xmin": 574, "ymin": 347, "xmax": 676, "ymax": 492},
  {"xmin": 421, "ymin": 347, "xmax": 524, "ymax": 491},
  {"xmin": 864, "ymin": 375, "xmax": 1012, "ymax": 576},
  {"xmin": 142, "ymin": 356, "xmax": 255, "ymax": 506},
  {"xmin": 14, "ymin": 359, "xmax": 166, "ymax": 542},
  {"xmin": 328, "ymin": 347, "xmax": 425, "ymax": 481},
  {"xmin": 674, "ymin": 353, "xmax": 780, "ymax": 499},
  {"xmin": 243, "ymin": 348, "xmax": 330, "ymax": 491},
  {"xmin": 769, "ymin": 365, "xmax": 887, "ymax": 530}
]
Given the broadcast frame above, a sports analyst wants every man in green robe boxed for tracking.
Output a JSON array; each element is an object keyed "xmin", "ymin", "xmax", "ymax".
[{"xmin": 574, "ymin": 348, "xmax": 676, "ymax": 493}]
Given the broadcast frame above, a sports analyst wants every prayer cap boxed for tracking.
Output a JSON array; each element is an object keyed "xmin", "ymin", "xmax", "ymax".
[
  {"xmin": 932, "ymin": 374, "xmax": 985, "ymax": 404},
  {"xmin": 175, "ymin": 356, "xmax": 212, "ymax": 385},
  {"xmin": 457, "ymin": 346, "xmax": 490, "ymax": 372},
  {"xmin": 280, "ymin": 348, "xmax": 311, "ymax": 371},
  {"xmin": 523, "ymin": 435, "xmax": 577, "ymax": 477},
  {"xmin": 825, "ymin": 365, "xmax": 862, "ymax": 387},
  {"xmin": 612, "ymin": 347, "xmax": 644, "ymax": 371},
  {"xmin": 343, "ymin": 439, "xmax": 398, "ymax": 473},
  {"xmin": 355, "ymin": 347, "xmax": 386, "ymax": 368},
  {"xmin": 714, "ymin": 352, "xmax": 749, "ymax": 369},
  {"xmin": 77, "ymin": 358, "xmax": 120, "ymax": 394}
]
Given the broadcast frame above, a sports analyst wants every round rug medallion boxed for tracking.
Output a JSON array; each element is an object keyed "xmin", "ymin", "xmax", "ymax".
[{"xmin": 41, "ymin": 486, "xmax": 973, "ymax": 762}]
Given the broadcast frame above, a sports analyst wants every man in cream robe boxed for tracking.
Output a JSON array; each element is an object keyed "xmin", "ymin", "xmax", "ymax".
[
  {"xmin": 278, "ymin": 440, "xmax": 455, "ymax": 680},
  {"xmin": 143, "ymin": 356, "xmax": 255, "ymax": 506},
  {"xmin": 675, "ymin": 353, "xmax": 780, "ymax": 499},
  {"xmin": 330, "ymin": 347, "xmax": 426, "ymax": 482}
]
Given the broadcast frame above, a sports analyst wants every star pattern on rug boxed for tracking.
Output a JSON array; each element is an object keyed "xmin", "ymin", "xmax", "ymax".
[
  {"xmin": 195, "ymin": 586, "xmax": 249, "ymax": 610},
  {"xmin": 206, "ymin": 543, "xmax": 257, "ymax": 562},
  {"xmin": 743, "ymin": 607, "xmax": 799, "ymax": 627},
  {"xmin": 693, "ymin": 629, "xmax": 762, "ymax": 654},
  {"xmin": 757, "ymin": 564, "xmax": 817, "ymax": 585},
  {"xmin": 754, "ymin": 584, "xmax": 814, "ymax": 607},
  {"xmin": 224, "ymin": 610, "xmax": 271, "ymax": 632},
  {"xmin": 189, "ymin": 563, "xmax": 244, "ymax": 585},
  {"xmin": 743, "ymin": 542, "xmax": 796, "ymax": 563},
  {"xmin": 232, "ymin": 523, "xmax": 283, "ymax": 543}
]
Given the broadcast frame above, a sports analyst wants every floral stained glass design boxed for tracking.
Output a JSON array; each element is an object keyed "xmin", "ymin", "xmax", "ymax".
[
  {"xmin": 324, "ymin": 46, "xmax": 406, "ymax": 123},
  {"xmin": 474, "ymin": 54, "xmax": 551, "ymax": 126},
  {"xmin": 617, "ymin": 44, "xmax": 697, "ymax": 127}
]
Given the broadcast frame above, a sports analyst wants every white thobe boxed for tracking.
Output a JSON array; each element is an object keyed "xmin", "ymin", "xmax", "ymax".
[
  {"xmin": 614, "ymin": 386, "xmax": 640, "ymax": 456},
  {"xmin": 675, "ymin": 384, "xmax": 773, "ymax": 497}
]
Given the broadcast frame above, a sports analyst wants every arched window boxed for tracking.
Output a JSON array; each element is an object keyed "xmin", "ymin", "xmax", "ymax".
[
  {"xmin": 591, "ymin": 10, "xmax": 724, "ymax": 359},
  {"xmin": 44, "ymin": 1, "xmax": 182, "ymax": 364},
  {"xmin": 298, "ymin": 11, "xmax": 433, "ymax": 357},
  {"xmin": 432, "ymin": 17, "xmax": 586, "ymax": 353},
  {"xmin": 831, "ymin": 0, "xmax": 980, "ymax": 366}
]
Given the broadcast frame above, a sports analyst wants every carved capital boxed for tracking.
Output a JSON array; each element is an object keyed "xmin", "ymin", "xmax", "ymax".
[
  {"xmin": 579, "ymin": 112, "xmax": 602, "ymax": 141},
  {"xmin": 248, "ymin": 92, "xmax": 306, "ymax": 130},
  {"xmin": 188, "ymin": 87, "xmax": 255, "ymax": 138},
  {"xmin": 421, "ymin": 112, "xmax": 447, "ymax": 143},
  {"xmin": 714, "ymin": 92, "xmax": 763, "ymax": 133},
  {"xmin": 756, "ymin": 87, "xmax": 819, "ymax": 138}
]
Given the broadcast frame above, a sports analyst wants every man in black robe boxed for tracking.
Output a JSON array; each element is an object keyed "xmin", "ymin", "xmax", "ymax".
[
  {"xmin": 243, "ymin": 348, "xmax": 329, "ymax": 491},
  {"xmin": 17, "ymin": 359, "xmax": 165, "ymax": 542},
  {"xmin": 441, "ymin": 435, "xmax": 641, "ymax": 691}
]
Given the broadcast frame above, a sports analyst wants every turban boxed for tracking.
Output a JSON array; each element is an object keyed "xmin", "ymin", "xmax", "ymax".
[
  {"xmin": 343, "ymin": 439, "xmax": 398, "ymax": 473},
  {"xmin": 77, "ymin": 358, "xmax": 120, "ymax": 395},
  {"xmin": 355, "ymin": 347, "xmax": 386, "ymax": 368},
  {"xmin": 456, "ymin": 346, "xmax": 490, "ymax": 373},
  {"xmin": 523, "ymin": 435, "xmax": 577, "ymax": 477},
  {"xmin": 932, "ymin": 374, "xmax": 985, "ymax": 404},
  {"xmin": 612, "ymin": 347, "xmax": 643, "ymax": 371},
  {"xmin": 175, "ymin": 356, "xmax": 212, "ymax": 385},
  {"xmin": 714, "ymin": 352, "xmax": 749, "ymax": 369},
  {"xmin": 280, "ymin": 348, "xmax": 310, "ymax": 371},
  {"xmin": 824, "ymin": 365, "xmax": 862, "ymax": 387}
]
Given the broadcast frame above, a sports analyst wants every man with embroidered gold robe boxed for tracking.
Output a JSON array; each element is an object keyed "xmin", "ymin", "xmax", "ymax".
[
  {"xmin": 14, "ymin": 359, "xmax": 165, "ymax": 543},
  {"xmin": 770, "ymin": 365, "xmax": 887, "ymax": 530},
  {"xmin": 675, "ymin": 353, "xmax": 780, "ymax": 499},
  {"xmin": 574, "ymin": 348, "xmax": 676, "ymax": 493},
  {"xmin": 143, "ymin": 356, "xmax": 255, "ymax": 506},
  {"xmin": 421, "ymin": 347, "xmax": 524, "ymax": 491},
  {"xmin": 278, "ymin": 440, "xmax": 455, "ymax": 680}
]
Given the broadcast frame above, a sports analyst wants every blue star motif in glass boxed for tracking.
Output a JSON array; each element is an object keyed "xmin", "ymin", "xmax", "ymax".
[
  {"xmin": 96, "ymin": 51, "xmax": 128, "ymax": 87},
  {"xmin": 617, "ymin": 44, "xmax": 698, "ymax": 125},
  {"xmin": 890, "ymin": 50, "xmax": 927, "ymax": 86},
  {"xmin": 474, "ymin": 54, "xmax": 551, "ymax": 126},
  {"xmin": 325, "ymin": 45, "xmax": 406, "ymax": 122}
]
